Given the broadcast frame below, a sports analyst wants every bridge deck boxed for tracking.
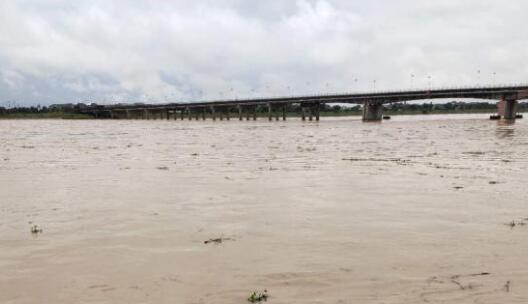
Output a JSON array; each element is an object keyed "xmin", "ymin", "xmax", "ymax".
[{"xmin": 82, "ymin": 85, "xmax": 528, "ymax": 112}]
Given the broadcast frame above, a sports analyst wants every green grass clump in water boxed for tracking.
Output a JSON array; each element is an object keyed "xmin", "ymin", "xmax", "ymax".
[{"xmin": 248, "ymin": 290, "xmax": 268, "ymax": 303}]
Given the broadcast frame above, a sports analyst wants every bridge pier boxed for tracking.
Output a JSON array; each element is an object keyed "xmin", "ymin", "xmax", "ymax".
[
  {"xmin": 362, "ymin": 102, "xmax": 383, "ymax": 122},
  {"xmin": 267, "ymin": 104, "xmax": 272, "ymax": 121},
  {"xmin": 313, "ymin": 103, "xmax": 320, "ymax": 121},
  {"xmin": 282, "ymin": 105, "xmax": 286, "ymax": 121},
  {"xmin": 238, "ymin": 106, "xmax": 243, "ymax": 121},
  {"xmin": 226, "ymin": 108, "xmax": 230, "ymax": 120},
  {"xmin": 498, "ymin": 100, "xmax": 519, "ymax": 120},
  {"xmin": 210, "ymin": 106, "xmax": 216, "ymax": 121},
  {"xmin": 125, "ymin": 110, "xmax": 130, "ymax": 119}
]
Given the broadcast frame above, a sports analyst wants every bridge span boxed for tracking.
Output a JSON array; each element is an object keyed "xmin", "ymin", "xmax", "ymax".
[{"xmin": 81, "ymin": 85, "xmax": 528, "ymax": 121}]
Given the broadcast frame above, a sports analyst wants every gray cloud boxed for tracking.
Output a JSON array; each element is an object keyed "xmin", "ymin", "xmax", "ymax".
[{"xmin": 1, "ymin": 0, "xmax": 527, "ymax": 106}]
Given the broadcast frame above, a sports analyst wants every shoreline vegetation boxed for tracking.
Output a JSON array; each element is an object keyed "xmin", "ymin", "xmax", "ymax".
[{"xmin": 1, "ymin": 102, "xmax": 526, "ymax": 119}]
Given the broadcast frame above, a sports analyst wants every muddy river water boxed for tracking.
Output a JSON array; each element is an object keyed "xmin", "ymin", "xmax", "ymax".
[{"xmin": 1, "ymin": 114, "xmax": 528, "ymax": 303}]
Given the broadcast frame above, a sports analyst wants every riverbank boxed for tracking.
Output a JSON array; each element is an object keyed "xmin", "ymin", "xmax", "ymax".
[
  {"xmin": 0, "ymin": 112, "xmax": 93, "ymax": 119},
  {"xmin": 0, "ymin": 109, "xmax": 517, "ymax": 119}
]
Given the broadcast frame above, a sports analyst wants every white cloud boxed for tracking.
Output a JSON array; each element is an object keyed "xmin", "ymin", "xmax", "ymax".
[{"xmin": 0, "ymin": 0, "xmax": 527, "ymax": 106}]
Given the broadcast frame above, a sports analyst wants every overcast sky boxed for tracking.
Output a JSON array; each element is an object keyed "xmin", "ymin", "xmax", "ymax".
[{"xmin": 1, "ymin": 0, "xmax": 527, "ymax": 106}]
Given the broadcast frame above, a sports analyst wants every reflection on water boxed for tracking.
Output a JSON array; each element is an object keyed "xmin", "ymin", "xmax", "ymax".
[
  {"xmin": 496, "ymin": 120, "xmax": 516, "ymax": 139},
  {"xmin": 1, "ymin": 114, "xmax": 528, "ymax": 304}
]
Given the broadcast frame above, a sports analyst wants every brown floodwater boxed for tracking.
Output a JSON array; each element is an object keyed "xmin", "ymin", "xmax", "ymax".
[{"xmin": 1, "ymin": 114, "xmax": 528, "ymax": 304}]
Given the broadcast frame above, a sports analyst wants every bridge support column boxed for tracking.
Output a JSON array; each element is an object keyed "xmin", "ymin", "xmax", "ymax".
[
  {"xmin": 313, "ymin": 103, "xmax": 320, "ymax": 121},
  {"xmin": 282, "ymin": 105, "xmax": 286, "ymax": 121},
  {"xmin": 211, "ymin": 106, "xmax": 216, "ymax": 121},
  {"xmin": 166, "ymin": 109, "xmax": 170, "ymax": 120},
  {"xmin": 246, "ymin": 107, "xmax": 250, "ymax": 120},
  {"xmin": 226, "ymin": 108, "xmax": 230, "ymax": 120},
  {"xmin": 125, "ymin": 110, "xmax": 130, "ymax": 119},
  {"xmin": 187, "ymin": 108, "xmax": 192, "ymax": 120},
  {"xmin": 301, "ymin": 107, "xmax": 306, "ymax": 121},
  {"xmin": 267, "ymin": 104, "xmax": 272, "ymax": 121},
  {"xmin": 109, "ymin": 110, "xmax": 114, "ymax": 119},
  {"xmin": 202, "ymin": 108, "xmax": 206, "ymax": 120},
  {"xmin": 498, "ymin": 100, "xmax": 518, "ymax": 120},
  {"xmin": 144, "ymin": 109, "xmax": 149, "ymax": 120},
  {"xmin": 180, "ymin": 109, "xmax": 184, "ymax": 120},
  {"xmin": 253, "ymin": 107, "xmax": 257, "ymax": 120},
  {"xmin": 309, "ymin": 107, "xmax": 313, "ymax": 121},
  {"xmin": 238, "ymin": 106, "xmax": 243, "ymax": 121},
  {"xmin": 362, "ymin": 102, "xmax": 383, "ymax": 122}
]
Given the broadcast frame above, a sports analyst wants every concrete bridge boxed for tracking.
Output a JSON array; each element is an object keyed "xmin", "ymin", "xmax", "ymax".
[{"xmin": 81, "ymin": 85, "xmax": 528, "ymax": 121}]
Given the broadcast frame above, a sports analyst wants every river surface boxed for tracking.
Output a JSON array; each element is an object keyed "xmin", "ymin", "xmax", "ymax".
[{"xmin": 1, "ymin": 114, "xmax": 528, "ymax": 304}]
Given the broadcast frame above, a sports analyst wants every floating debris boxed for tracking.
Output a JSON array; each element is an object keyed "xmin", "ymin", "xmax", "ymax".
[
  {"xmin": 204, "ymin": 237, "xmax": 234, "ymax": 244},
  {"xmin": 450, "ymin": 273, "xmax": 490, "ymax": 290},
  {"xmin": 248, "ymin": 290, "xmax": 269, "ymax": 303},
  {"xmin": 30, "ymin": 225, "xmax": 43, "ymax": 234},
  {"xmin": 489, "ymin": 181, "xmax": 499, "ymax": 185},
  {"xmin": 504, "ymin": 280, "xmax": 511, "ymax": 292},
  {"xmin": 506, "ymin": 219, "xmax": 527, "ymax": 229},
  {"xmin": 453, "ymin": 186, "xmax": 464, "ymax": 190},
  {"xmin": 462, "ymin": 151, "xmax": 486, "ymax": 155},
  {"xmin": 156, "ymin": 166, "xmax": 169, "ymax": 170},
  {"xmin": 342, "ymin": 157, "xmax": 409, "ymax": 164}
]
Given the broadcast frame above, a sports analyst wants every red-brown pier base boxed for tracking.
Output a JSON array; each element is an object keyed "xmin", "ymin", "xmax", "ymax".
[{"xmin": 497, "ymin": 100, "xmax": 519, "ymax": 120}]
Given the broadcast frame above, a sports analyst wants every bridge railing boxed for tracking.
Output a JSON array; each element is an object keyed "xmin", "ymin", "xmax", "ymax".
[
  {"xmin": 162, "ymin": 83, "xmax": 528, "ymax": 105},
  {"xmin": 88, "ymin": 83, "xmax": 528, "ymax": 109}
]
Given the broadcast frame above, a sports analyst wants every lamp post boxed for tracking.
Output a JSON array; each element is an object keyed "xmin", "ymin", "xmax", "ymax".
[
  {"xmin": 493, "ymin": 72, "xmax": 497, "ymax": 85},
  {"xmin": 427, "ymin": 76, "xmax": 432, "ymax": 90}
]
